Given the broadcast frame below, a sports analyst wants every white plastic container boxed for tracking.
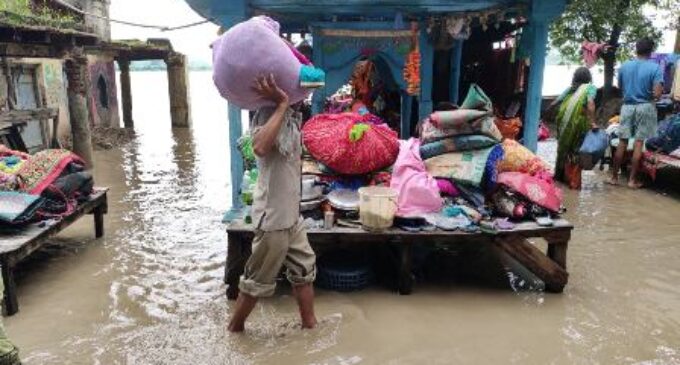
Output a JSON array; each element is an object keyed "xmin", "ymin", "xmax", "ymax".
[{"xmin": 358, "ymin": 187, "xmax": 398, "ymax": 231}]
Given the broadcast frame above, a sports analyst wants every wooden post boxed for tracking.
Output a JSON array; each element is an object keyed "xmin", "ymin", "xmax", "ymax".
[
  {"xmin": 166, "ymin": 52, "xmax": 191, "ymax": 128},
  {"xmin": 494, "ymin": 236, "xmax": 569, "ymax": 293},
  {"xmin": 674, "ymin": 25, "xmax": 680, "ymax": 54},
  {"xmin": 449, "ymin": 39, "xmax": 464, "ymax": 104},
  {"xmin": 65, "ymin": 51, "xmax": 95, "ymax": 169},
  {"xmin": 119, "ymin": 59, "xmax": 133, "ymax": 128},
  {"xmin": 2, "ymin": 256, "xmax": 18, "ymax": 316}
]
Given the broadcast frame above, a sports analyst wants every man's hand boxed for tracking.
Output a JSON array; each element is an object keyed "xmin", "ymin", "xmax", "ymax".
[{"xmin": 253, "ymin": 74, "xmax": 289, "ymax": 106}]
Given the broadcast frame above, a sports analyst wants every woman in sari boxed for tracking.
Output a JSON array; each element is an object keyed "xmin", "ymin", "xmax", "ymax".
[{"xmin": 551, "ymin": 67, "xmax": 598, "ymax": 188}]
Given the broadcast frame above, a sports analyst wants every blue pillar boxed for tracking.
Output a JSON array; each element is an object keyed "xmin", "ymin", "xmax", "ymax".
[
  {"xmin": 522, "ymin": 21, "xmax": 548, "ymax": 152},
  {"xmin": 220, "ymin": 1, "xmax": 247, "ymax": 222},
  {"xmin": 311, "ymin": 27, "xmax": 325, "ymax": 115},
  {"xmin": 418, "ymin": 23, "xmax": 434, "ymax": 122},
  {"xmin": 449, "ymin": 39, "xmax": 464, "ymax": 105},
  {"xmin": 224, "ymin": 104, "xmax": 244, "ymax": 221},
  {"xmin": 522, "ymin": 0, "xmax": 567, "ymax": 152}
]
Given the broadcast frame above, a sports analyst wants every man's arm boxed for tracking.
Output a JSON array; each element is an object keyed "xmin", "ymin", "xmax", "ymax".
[
  {"xmin": 251, "ymin": 74, "xmax": 290, "ymax": 157},
  {"xmin": 653, "ymin": 83, "xmax": 663, "ymax": 100}
]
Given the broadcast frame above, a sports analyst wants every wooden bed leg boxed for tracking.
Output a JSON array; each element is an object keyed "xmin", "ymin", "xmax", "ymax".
[
  {"xmin": 2, "ymin": 257, "xmax": 18, "ymax": 316},
  {"xmin": 94, "ymin": 205, "xmax": 105, "ymax": 238},
  {"xmin": 398, "ymin": 243, "xmax": 414, "ymax": 295},
  {"xmin": 225, "ymin": 233, "xmax": 250, "ymax": 300},
  {"xmin": 494, "ymin": 236, "xmax": 568, "ymax": 293},
  {"xmin": 547, "ymin": 241, "xmax": 568, "ymax": 270}
]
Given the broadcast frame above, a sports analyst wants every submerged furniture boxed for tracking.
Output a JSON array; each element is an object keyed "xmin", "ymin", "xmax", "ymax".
[
  {"xmin": 225, "ymin": 220, "xmax": 573, "ymax": 297},
  {"xmin": 0, "ymin": 188, "xmax": 108, "ymax": 316}
]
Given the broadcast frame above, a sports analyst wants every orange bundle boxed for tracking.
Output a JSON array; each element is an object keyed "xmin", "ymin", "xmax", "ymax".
[{"xmin": 494, "ymin": 117, "xmax": 522, "ymax": 140}]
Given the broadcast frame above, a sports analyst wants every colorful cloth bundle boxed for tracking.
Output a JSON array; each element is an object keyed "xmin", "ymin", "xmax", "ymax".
[
  {"xmin": 497, "ymin": 172, "xmax": 562, "ymax": 213},
  {"xmin": 497, "ymin": 139, "xmax": 551, "ymax": 176},
  {"xmin": 424, "ymin": 146, "xmax": 495, "ymax": 187},
  {"xmin": 429, "ymin": 109, "xmax": 490, "ymax": 129},
  {"xmin": 302, "ymin": 113, "xmax": 399, "ymax": 175},
  {"xmin": 16, "ymin": 149, "xmax": 85, "ymax": 195},
  {"xmin": 420, "ymin": 85, "xmax": 503, "ymax": 143},
  {"xmin": 419, "ymin": 135, "xmax": 497, "ymax": 159},
  {"xmin": 0, "ymin": 191, "xmax": 44, "ymax": 224}
]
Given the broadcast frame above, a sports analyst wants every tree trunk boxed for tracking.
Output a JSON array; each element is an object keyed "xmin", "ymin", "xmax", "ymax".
[
  {"xmin": 675, "ymin": 18, "xmax": 680, "ymax": 53},
  {"xmin": 603, "ymin": 52, "xmax": 616, "ymax": 102},
  {"xmin": 602, "ymin": 0, "xmax": 631, "ymax": 103}
]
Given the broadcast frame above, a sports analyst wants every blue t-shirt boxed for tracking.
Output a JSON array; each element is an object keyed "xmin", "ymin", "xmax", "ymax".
[{"xmin": 618, "ymin": 59, "xmax": 663, "ymax": 104}]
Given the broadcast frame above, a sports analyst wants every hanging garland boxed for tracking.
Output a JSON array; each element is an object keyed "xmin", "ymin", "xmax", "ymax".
[{"xmin": 403, "ymin": 22, "xmax": 421, "ymax": 96}]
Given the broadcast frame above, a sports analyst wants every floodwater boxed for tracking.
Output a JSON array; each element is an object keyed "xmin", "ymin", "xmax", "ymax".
[{"xmin": 6, "ymin": 71, "xmax": 680, "ymax": 365}]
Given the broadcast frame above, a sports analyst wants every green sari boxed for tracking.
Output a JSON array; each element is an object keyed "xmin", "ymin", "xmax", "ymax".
[{"xmin": 555, "ymin": 83, "xmax": 595, "ymax": 182}]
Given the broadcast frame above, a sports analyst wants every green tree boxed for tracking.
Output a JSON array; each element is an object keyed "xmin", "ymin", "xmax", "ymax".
[{"xmin": 550, "ymin": 0, "xmax": 678, "ymax": 101}]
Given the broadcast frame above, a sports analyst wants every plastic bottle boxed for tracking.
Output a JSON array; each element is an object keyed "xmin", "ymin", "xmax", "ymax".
[{"xmin": 241, "ymin": 170, "xmax": 253, "ymax": 206}]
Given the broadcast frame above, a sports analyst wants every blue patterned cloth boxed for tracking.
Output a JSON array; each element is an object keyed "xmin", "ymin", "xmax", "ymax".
[
  {"xmin": 0, "ymin": 191, "xmax": 44, "ymax": 224},
  {"xmin": 483, "ymin": 144, "xmax": 504, "ymax": 191}
]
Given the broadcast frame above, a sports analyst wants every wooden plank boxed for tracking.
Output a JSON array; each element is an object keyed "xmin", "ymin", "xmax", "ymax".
[
  {"xmin": 0, "ymin": 108, "xmax": 58, "ymax": 123},
  {"xmin": 0, "ymin": 189, "xmax": 109, "ymax": 260},
  {"xmin": 227, "ymin": 219, "xmax": 574, "ymax": 238},
  {"xmin": 493, "ymin": 236, "xmax": 569, "ymax": 293}
]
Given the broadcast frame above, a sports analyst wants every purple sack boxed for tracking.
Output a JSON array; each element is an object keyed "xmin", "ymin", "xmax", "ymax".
[{"xmin": 211, "ymin": 16, "xmax": 312, "ymax": 110}]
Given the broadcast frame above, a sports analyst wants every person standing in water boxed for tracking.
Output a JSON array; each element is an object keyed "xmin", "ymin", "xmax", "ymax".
[
  {"xmin": 228, "ymin": 74, "xmax": 317, "ymax": 332},
  {"xmin": 610, "ymin": 38, "xmax": 664, "ymax": 188},
  {"xmin": 551, "ymin": 67, "xmax": 598, "ymax": 189}
]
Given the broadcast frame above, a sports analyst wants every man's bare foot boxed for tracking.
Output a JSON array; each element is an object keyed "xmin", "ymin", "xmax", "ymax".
[
  {"xmin": 606, "ymin": 177, "xmax": 619, "ymax": 185},
  {"xmin": 627, "ymin": 180, "xmax": 643, "ymax": 189},
  {"xmin": 301, "ymin": 315, "xmax": 317, "ymax": 329}
]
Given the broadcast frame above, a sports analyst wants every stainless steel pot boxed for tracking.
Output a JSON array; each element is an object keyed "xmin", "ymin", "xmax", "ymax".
[{"xmin": 301, "ymin": 175, "xmax": 325, "ymax": 202}]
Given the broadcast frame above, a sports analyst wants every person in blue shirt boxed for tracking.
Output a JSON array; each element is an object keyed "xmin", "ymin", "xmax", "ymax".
[{"xmin": 609, "ymin": 38, "xmax": 664, "ymax": 188}]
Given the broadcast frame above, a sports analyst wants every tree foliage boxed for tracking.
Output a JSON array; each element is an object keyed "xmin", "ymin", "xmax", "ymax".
[{"xmin": 550, "ymin": 0, "xmax": 678, "ymax": 64}]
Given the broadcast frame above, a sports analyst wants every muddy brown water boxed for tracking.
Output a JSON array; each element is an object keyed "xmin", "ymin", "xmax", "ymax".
[{"xmin": 6, "ymin": 72, "xmax": 680, "ymax": 364}]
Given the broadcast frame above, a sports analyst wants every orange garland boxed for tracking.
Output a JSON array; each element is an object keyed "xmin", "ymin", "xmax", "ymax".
[{"xmin": 403, "ymin": 23, "xmax": 421, "ymax": 96}]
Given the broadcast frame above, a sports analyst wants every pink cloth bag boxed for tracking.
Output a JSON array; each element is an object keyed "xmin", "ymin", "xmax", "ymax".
[
  {"xmin": 497, "ymin": 172, "xmax": 563, "ymax": 213},
  {"xmin": 211, "ymin": 16, "xmax": 311, "ymax": 110},
  {"xmin": 390, "ymin": 139, "xmax": 443, "ymax": 217}
]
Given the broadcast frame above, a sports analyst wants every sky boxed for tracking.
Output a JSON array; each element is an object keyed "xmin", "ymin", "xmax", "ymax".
[
  {"xmin": 109, "ymin": 0, "xmax": 678, "ymax": 63},
  {"xmin": 110, "ymin": 0, "xmax": 219, "ymax": 63}
]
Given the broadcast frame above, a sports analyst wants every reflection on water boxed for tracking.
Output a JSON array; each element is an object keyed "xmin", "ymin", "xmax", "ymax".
[{"xmin": 6, "ymin": 71, "xmax": 680, "ymax": 365}]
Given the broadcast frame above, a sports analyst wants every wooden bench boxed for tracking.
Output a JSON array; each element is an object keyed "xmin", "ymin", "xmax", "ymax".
[
  {"xmin": 225, "ymin": 219, "xmax": 573, "ymax": 298},
  {"xmin": 0, "ymin": 188, "xmax": 108, "ymax": 316}
]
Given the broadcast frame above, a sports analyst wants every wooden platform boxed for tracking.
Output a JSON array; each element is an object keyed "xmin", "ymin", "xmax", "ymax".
[
  {"xmin": 225, "ymin": 219, "xmax": 573, "ymax": 298},
  {"xmin": 0, "ymin": 188, "xmax": 108, "ymax": 316}
]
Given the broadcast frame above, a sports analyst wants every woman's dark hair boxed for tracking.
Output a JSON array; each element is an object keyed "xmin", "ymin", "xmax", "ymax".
[
  {"xmin": 636, "ymin": 38, "xmax": 655, "ymax": 56},
  {"xmin": 569, "ymin": 67, "xmax": 592, "ymax": 93}
]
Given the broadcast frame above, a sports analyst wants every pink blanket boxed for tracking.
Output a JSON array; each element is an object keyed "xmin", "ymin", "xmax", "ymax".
[{"xmin": 390, "ymin": 139, "xmax": 442, "ymax": 217}]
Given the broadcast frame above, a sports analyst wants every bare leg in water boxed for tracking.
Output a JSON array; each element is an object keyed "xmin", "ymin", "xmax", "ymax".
[
  {"xmin": 292, "ymin": 283, "xmax": 317, "ymax": 329},
  {"xmin": 228, "ymin": 292, "xmax": 258, "ymax": 332},
  {"xmin": 609, "ymin": 138, "xmax": 629, "ymax": 185},
  {"xmin": 628, "ymin": 140, "xmax": 645, "ymax": 189}
]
